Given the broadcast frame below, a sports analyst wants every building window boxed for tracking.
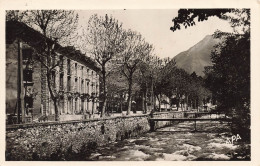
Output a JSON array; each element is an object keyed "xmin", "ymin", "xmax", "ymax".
[
  {"xmin": 24, "ymin": 96, "xmax": 33, "ymax": 115},
  {"xmin": 87, "ymin": 82, "xmax": 89, "ymax": 94},
  {"xmin": 81, "ymin": 99, "xmax": 84, "ymax": 112},
  {"xmin": 67, "ymin": 59, "xmax": 71, "ymax": 75},
  {"xmin": 22, "ymin": 49, "xmax": 33, "ymax": 61},
  {"xmin": 22, "ymin": 49, "xmax": 33, "ymax": 69},
  {"xmin": 68, "ymin": 98, "xmax": 72, "ymax": 114},
  {"xmin": 96, "ymin": 84, "xmax": 99, "ymax": 95},
  {"xmin": 59, "ymin": 56, "xmax": 64, "ymax": 70},
  {"xmin": 23, "ymin": 69, "xmax": 33, "ymax": 82},
  {"xmin": 67, "ymin": 76, "xmax": 71, "ymax": 92},
  {"xmin": 81, "ymin": 66, "xmax": 84, "ymax": 78},
  {"xmin": 22, "ymin": 49, "xmax": 33, "ymax": 83},
  {"xmin": 81, "ymin": 79, "xmax": 84, "ymax": 93},
  {"xmin": 60, "ymin": 74, "xmax": 64, "ymax": 90},
  {"xmin": 75, "ymin": 98, "xmax": 78, "ymax": 113},
  {"xmin": 92, "ymin": 82, "xmax": 95, "ymax": 93},
  {"xmin": 75, "ymin": 78, "xmax": 78, "ymax": 92},
  {"xmin": 75, "ymin": 63, "xmax": 77, "ymax": 76}
]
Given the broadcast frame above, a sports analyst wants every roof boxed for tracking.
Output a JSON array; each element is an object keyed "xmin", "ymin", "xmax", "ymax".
[{"xmin": 6, "ymin": 20, "xmax": 100, "ymax": 72}]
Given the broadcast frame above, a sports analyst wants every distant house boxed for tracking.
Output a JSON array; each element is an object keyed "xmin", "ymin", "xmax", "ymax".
[
  {"xmin": 154, "ymin": 94, "xmax": 171, "ymax": 111},
  {"xmin": 6, "ymin": 20, "xmax": 100, "ymax": 123}
]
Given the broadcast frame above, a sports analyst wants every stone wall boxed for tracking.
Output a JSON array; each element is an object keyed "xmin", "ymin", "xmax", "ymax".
[{"xmin": 6, "ymin": 111, "xmax": 183, "ymax": 160}]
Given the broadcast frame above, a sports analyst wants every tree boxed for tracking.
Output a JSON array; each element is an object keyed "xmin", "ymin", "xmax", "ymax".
[
  {"xmin": 6, "ymin": 10, "xmax": 79, "ymax": 121},
  {"xmin": 106, "ymin": 69, "xmax": 127, "ymax": 114},
  {"xmin": 209, "ymin": 31, "xmax": 250, "ymax": 140},
  {"xmin": 137, "ymin": 59, "xmax": 150, "ymax": 113},
  {"xmin": 172, "ymin": 9, "xmax": 250, "ymax": 140},
  {"xmin": 120, "ymin": 30, "xmax": 153, "ymax": 115},
  {"xmin": 153, "ymin": 57, "xmax": 175, "ymax": 112},
  {"xmin": 170, "ymin": 9, "xmax": 232, "ymax": 32},
  {"xmin": 189, "ymin": 72, "xmax": 211, "ymax": 110},
  {"xmin": 6, "ymin": 10, "xmax": 28, "ymax": 22},
  {"xmin": 169, "ymin": 68, "xmax": 190, "ymax": 111},
  {"xmin": 85, "ymin": 14, "xmax": 127, "ymax": 117}
]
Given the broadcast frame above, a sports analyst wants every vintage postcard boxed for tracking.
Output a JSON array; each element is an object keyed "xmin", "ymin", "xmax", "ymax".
[{"xmin": 1, "ymin": 0, "xmax": 260, "ymax": 165}]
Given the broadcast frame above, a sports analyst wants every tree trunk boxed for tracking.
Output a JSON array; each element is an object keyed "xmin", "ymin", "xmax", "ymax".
[
  {"xmin": 102, "ymin": 99, "xmax": 106, "ymax": 117},
  {"xmin": 142, "ymin": 91, "xmax": 145, "ymax": 113},
  {"xmin": 159, "ymin": 95, "xmax": 162, "ymax": 112},
  {"xmin": 154, "ymin": 95, "xmax": 156, "ymax": 112},
  {"xmin": 53, "ymin": 99, "xmax": 59, "ymax": 121},
  {"xmin": 101, "ymin": 65, "xmax": 106, "ymax": 117},
  {"xmin": 194, "ymin": 99, "xmax": 197, "ymax": 111},
  {"xmin": 156, "ymin": 94, "xmax": 161, "ymax": 112},
  {"xmin": 181, "ymin": 99, "xmax": 184, "ymax": 111},
  {"xmin": 144, "ymin": 85, "xmax": 148, "ymax": 113},
  {"xmin": 127, "ymin": 95, "xmax": 132, "ymax": 115},
  {"xmin": 127, "ymin": 76, "xmax": 133, "ymax": 115},
  {"xmin": 176, "ymin": 94, "xmax": 179, "ymax": 111},
  {"xmin": 120, "ymin": 98, "xmax": 123, "ymax": 113},
  {"xmin": 150, "ymin": 77, "xmax": 154, "ymax": 113},
  {"xmin": 46, "ymin": 70, "xmax": 59, "ymax": 121},
  {"xmin": 186, "ymin": 95, "xmax": 189, "ymax": 111}
]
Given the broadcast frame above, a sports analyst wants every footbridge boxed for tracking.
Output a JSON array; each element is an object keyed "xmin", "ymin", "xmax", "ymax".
[{"xmin": 149, "ymin": 111, "xmax": 232, "ymax": 131}]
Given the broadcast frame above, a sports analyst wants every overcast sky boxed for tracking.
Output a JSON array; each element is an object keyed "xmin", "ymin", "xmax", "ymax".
[{"xmin": 77, "ymin": 9, "xmax": 233, "ymax": 59}]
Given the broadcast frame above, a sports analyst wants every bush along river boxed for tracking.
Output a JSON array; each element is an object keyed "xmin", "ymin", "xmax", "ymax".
[{"xmin": 63, "ymin": 120, "xmax": 251, "ymax": 161}]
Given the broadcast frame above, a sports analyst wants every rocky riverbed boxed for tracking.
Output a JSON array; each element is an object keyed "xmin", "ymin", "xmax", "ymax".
[{"xmin": 85, "ymin": 121, "xmax": 250, "ymax": 161}]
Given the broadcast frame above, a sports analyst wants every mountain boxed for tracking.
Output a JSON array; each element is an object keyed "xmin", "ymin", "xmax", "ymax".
[{"xmin": 173, "ymin": 35, "xmax": 221, "ymax": 77}]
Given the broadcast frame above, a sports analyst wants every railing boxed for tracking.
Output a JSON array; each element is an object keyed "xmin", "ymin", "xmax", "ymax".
[{"xmin": 149, "ymin": 111, "xmax": 232, "ymax": 132}]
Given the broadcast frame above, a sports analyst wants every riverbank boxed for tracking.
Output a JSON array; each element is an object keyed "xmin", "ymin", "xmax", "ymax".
[
  {"xmin": 6, "ymin": 111, "xmax": 250, "ymax": 161},
  {"xmin": 83, "ymin": 121, "xmax": 250, "ymax": 161},
  {"xmin": 6, "ymin": 111, "xmax": 182, "ymax": 160}
]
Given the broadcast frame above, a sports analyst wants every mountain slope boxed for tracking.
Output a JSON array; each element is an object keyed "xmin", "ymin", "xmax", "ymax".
[{"xmin": 173, "ymin": 35, "xmax": 221, "ymax": 76}]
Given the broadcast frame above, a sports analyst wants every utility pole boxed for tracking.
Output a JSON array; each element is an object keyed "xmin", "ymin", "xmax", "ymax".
[{"xmin": 17, "ymin": 40, "xmax": 25, "ymax": 123}]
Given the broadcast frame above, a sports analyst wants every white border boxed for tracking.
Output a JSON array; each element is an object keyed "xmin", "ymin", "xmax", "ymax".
[{"xmin": 0, "ymin": 0, "xmax": 259, "ymax": 166}]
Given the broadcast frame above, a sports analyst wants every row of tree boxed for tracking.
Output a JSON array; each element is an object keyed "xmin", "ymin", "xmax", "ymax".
[
  {"xmin": 83, "ymin": 14, "xmax": 156, "ymax": 117},
  {"xmin": 6, "ymin": 10, "xmax": 212, "ymax": 121}
]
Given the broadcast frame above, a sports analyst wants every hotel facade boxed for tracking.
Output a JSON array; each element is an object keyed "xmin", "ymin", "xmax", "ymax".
[{"xmin": 6, "ymin": 21, "xmax": 100, "ymax": 123}]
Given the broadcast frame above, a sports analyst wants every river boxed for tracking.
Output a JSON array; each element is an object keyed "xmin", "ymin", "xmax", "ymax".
[{"xmin": 83, "ymin": 120, "xmax": 250, "ymax": 161}]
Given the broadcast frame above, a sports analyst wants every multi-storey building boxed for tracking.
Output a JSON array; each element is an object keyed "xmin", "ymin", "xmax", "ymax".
[{"xmin": 6, "ymin": 20, "xmax": 100, "ymax": 123}]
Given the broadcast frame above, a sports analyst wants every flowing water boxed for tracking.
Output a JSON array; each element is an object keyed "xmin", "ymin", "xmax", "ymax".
[{"xmin": 85, "ymin": 120, "xmax": 250, "ymax": 161}]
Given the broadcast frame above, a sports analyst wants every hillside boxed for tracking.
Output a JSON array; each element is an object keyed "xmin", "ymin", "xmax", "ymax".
[{"xmin": 173, "ymin": 35, "xmax": 221, "ymax": 76}]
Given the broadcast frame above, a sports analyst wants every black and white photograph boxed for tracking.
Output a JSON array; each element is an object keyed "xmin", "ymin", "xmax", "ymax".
[{"xmin": 2, "ymin": 0, "xmax": 259, "ymax": 164}]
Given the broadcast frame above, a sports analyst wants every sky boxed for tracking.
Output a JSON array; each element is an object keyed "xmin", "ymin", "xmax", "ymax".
[{"xmin": 77, "ymin": 9, "xmax": 233, "ymax": 59}]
